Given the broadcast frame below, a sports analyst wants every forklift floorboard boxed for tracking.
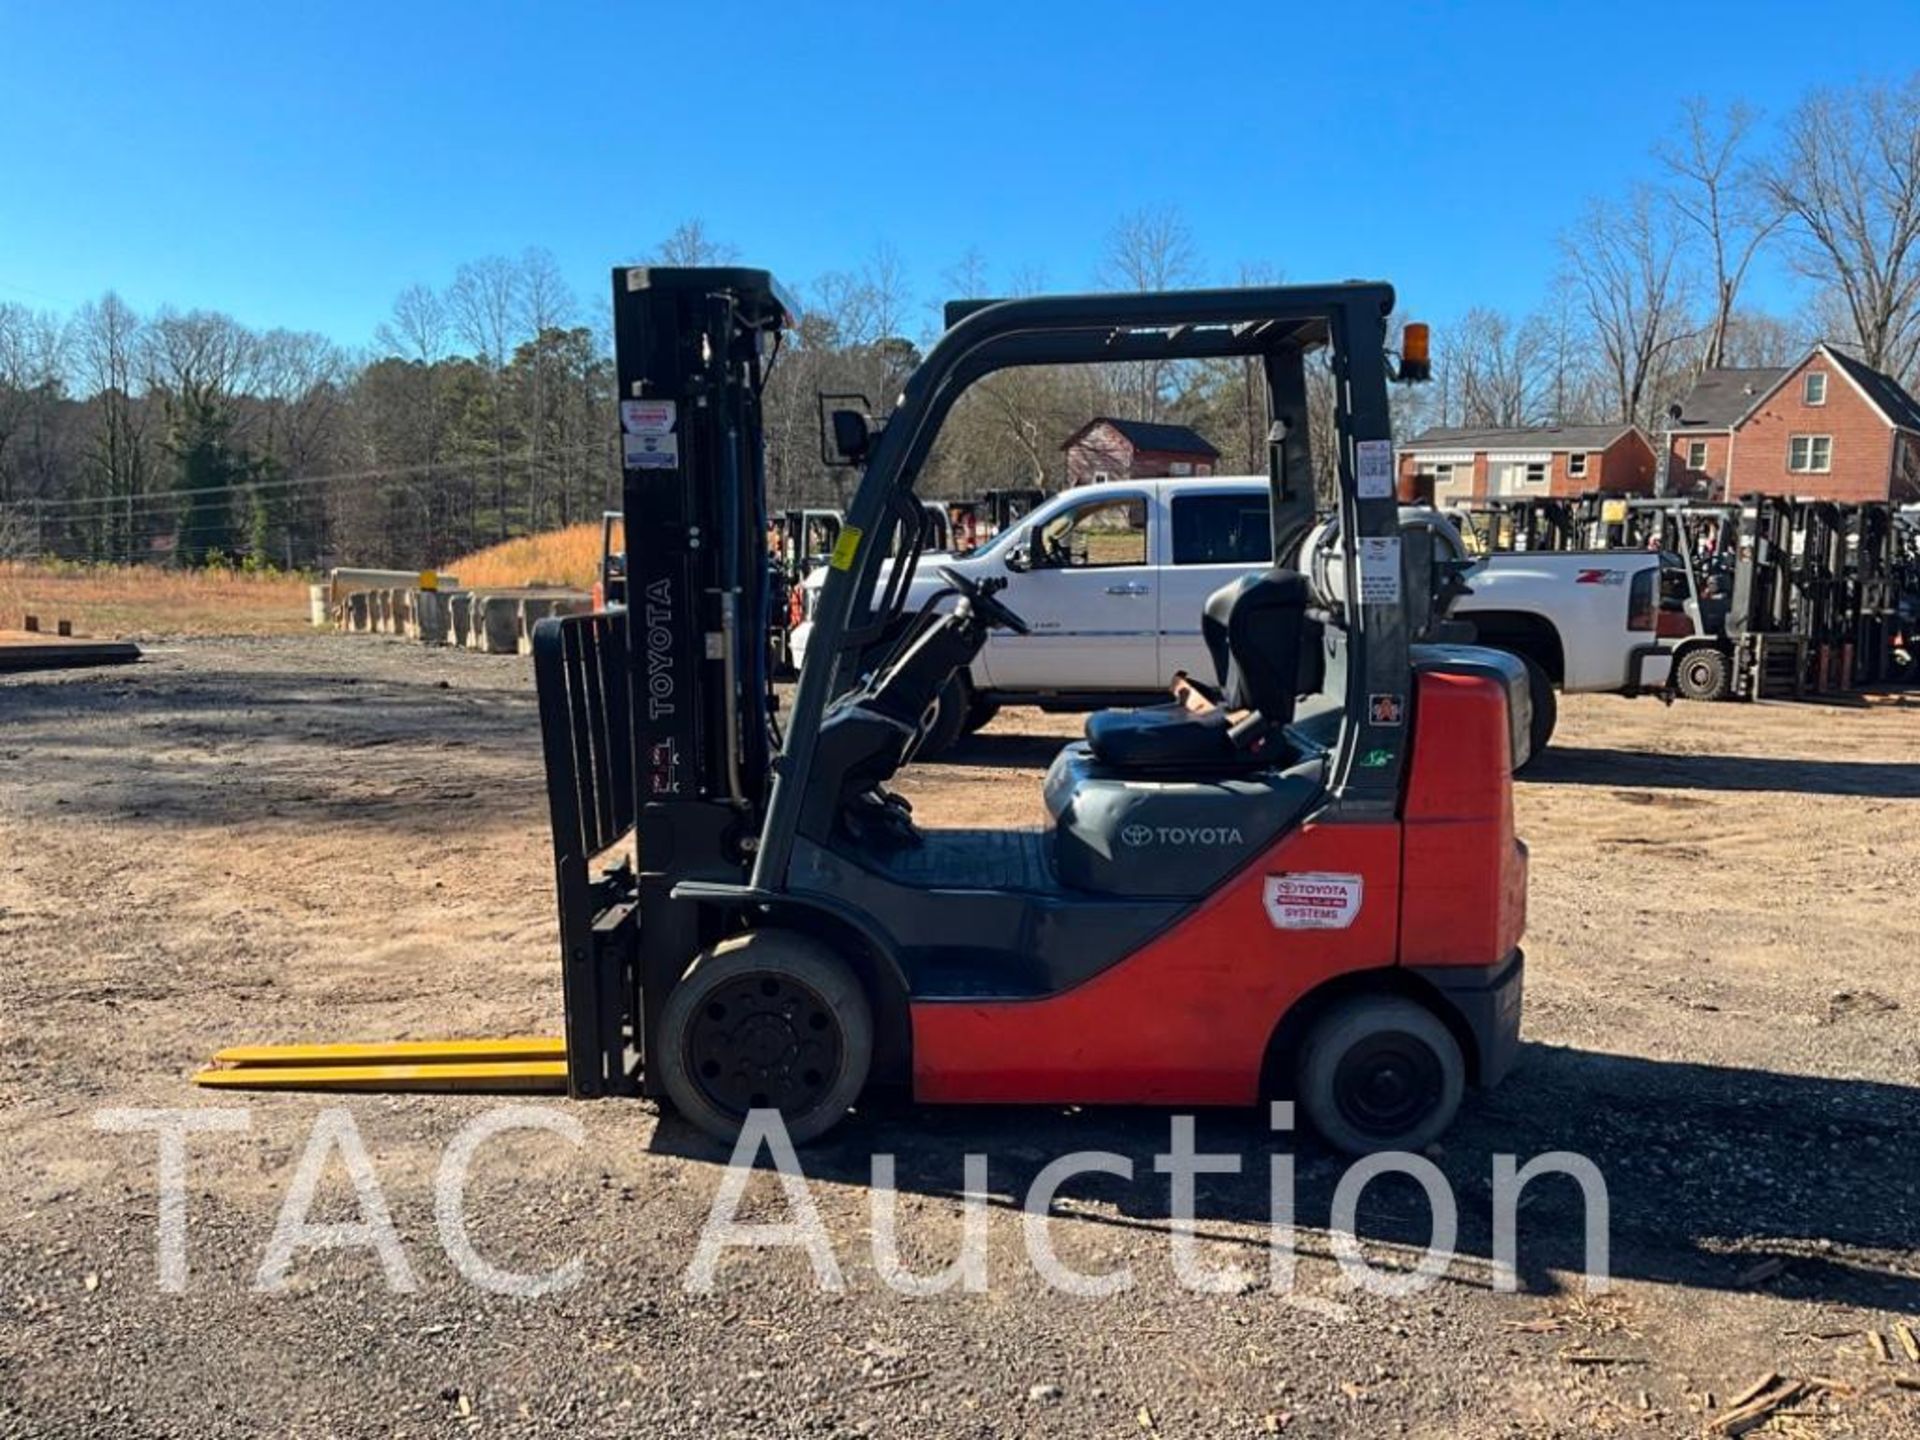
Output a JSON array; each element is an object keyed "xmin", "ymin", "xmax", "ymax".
[{"xmin": 876, "ymin": 826, "xmax": 1058, "ymax": 891}]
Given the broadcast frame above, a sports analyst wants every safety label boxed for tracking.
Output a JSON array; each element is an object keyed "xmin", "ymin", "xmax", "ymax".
[
  {"xmin": 1358, "ymin": 535, "xmax": 1401, "ymax": 605},
  {"xmin": 1356, "ymin": 439, "xmax": 1394, "ymax": 499},
  {"xmin": 624, "ymin": 431, "xmax": 679, "ymax": 469},
  {"xmin": 621, "ymin": 399, "xmax": 676, "ymax": 435},
  {"xmin": 1263, "ymin": 872, "xmax": 1363, "ymax": 930},
  {"xmin": 1368, "ymin": 693, "xmax": 1405, "ymax": 726},
  {"xmin": 830, "ymin": 525, "xmax": 863, "ymax": 571}
]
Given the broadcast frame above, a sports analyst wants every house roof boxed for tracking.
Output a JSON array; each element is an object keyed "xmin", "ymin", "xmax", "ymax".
[
  {"xmin": 1063, "ymin": 416, "xmax": 1221, "ymax": 456},
  {"xmin": 1824, "ymin": 347, "xmax": 1920, "ymax": 431},
  {"xmin": 1678, "ymin": 346, "xmax": 1920, "ymax": 433},
  {"xmin": 1671, "ymin": 366, "xmax": 1789, "ymax": 430},
  {"xmin": 1400, "ymin": 423, "xmax": 1640, "ymax": 454}
]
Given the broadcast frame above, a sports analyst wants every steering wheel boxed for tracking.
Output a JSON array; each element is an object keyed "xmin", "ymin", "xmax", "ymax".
[{"xmin": 939, "ymin": 566, "xmax": 1032, "ymax": 635}]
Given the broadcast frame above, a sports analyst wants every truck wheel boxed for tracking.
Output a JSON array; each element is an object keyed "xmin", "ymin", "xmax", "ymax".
[
  {"xmin": 1517, "ymin": 655, "xmax": 1556, "ymax": 769},
  {"xmin": 913, "ymin": 674, "xmax": 971, "ymax": 760},
  {"xmin": 656, "ymin": 931, "xmax": 873, "ymax": 1146},
  {"xmin": 1297, "ymin": 995, "xmax": 1465, "ymax": 1156},
  {"xmin": 1672, "ymin": 645, "xmax": 1732, "ymax": 702},
  {"xmin": 963, "ymin": 696, "xmax": 1000, "ymax": 734}
]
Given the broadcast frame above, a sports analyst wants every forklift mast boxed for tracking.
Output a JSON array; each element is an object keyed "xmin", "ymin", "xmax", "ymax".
[{"xmin": 612, "ymin": 267, "xmax": 790, "ymax": 817}]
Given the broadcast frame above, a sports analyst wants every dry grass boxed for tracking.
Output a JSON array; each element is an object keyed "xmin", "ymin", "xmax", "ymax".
[
  {"xmin": 0, "ymin": 562, "xmax": 311, "ymax": 638},
  {"xmin": 447, "ymin": 521, "xmax": 619, "ymax": 592}
]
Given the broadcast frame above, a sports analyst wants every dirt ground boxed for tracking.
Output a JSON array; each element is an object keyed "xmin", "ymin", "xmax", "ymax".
[{"xmin": 3, "ymin": 634, "xmax": 1918, "ymax": 1438}]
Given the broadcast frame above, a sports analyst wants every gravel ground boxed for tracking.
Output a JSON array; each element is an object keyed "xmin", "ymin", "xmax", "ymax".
[{"xmin": 2, "ymin": 634, "xmax": 1918, "ymax": 1438}]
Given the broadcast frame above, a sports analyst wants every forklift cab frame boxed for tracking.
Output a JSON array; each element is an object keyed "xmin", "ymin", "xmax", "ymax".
[{"xmin": 780, "ymin": 281, "xmax": 1416, "ymax": 852}]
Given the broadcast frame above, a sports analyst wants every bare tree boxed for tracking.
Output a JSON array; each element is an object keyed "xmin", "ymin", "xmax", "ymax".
[
  {"xmin": 1719, "ymin": 309, "xmax": 1807, "ymax": 368},
  {"xmin": 653, "ymin": 218, "xmax": 739, "ymax": 266},
  {"xmin": 1761, "ymin": 76, "xmax": 1920, "ymax": 378},
  {"xmin": 375, "ymin": 283, "xmax": 448, "ymax": 365},
  {"xmin": 1660, "ymin": 99, "xmax": 1785, "ymax": 372},
  {"xmin": 1562, "ymin": 187, "xmax": 1699, "ymax": 427},
  {"xmin": 448, "ymin": 256, "xmax": 523, "ymax": 540},
  {"xmin": 0, "ymin": 304, "xmax": 72, "ymax": 552},
  {"xmin": 1449, "ymin": 307, "xmax": 1554, "ymax": 428},
  {"xmin": 71, "ymin": 293, "xmax": 147, "ymax": 560},
  {"xmin": 1098, "ymin": 206, "xmax": 1200, "ymax": 421},
  {"xmin": 515, "ymin": 247, "xmax": 578, "ymax": 530}
]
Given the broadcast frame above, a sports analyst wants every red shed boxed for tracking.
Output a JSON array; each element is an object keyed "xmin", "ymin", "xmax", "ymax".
[{"xmin": 1062, "ymin": 418, "xmax": 1219, "ymax": 487}]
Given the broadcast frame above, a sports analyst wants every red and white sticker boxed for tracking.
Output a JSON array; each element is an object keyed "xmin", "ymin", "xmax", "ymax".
[
  {"xmin": 1262, "ymin": 872, "xmax": 1363, "ymax": 930},
  {"xmin": 621, "ymin": 399, "xmax": 676, "ymax": 435}
]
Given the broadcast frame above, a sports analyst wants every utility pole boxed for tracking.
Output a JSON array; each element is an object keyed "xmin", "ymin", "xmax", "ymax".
[{"xmin": 1654, "ymin": 402, "xmax": 1683, "ymax": 498}]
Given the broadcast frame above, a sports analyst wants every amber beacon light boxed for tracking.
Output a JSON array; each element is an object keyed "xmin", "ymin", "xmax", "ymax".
[{"xmin": 1399, "ymin": 322, "xmax": 1431, "ymax": 382}]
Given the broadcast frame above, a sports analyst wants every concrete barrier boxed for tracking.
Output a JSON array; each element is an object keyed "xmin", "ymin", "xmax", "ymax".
[
  {"xmin": 329, "ymin": 582, "xmax": 591, "ymax": 654},
  {"xmin": 529, "ymin": 595, "xmax": 593, "ymax": 650},
  {"xmin": 327, "ymin": 568, "xmax": 459, "ymax": 607},
  {"xmin": 415, "ymin": 590, "xmax": 449, "ymax": 645},
  {"xmin": 476, "ymin": 596, "xmax": 522, "ymax": 654}
]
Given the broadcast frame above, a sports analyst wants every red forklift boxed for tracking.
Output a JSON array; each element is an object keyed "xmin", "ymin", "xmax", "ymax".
[
  {"xmin": 201, "ymin": 268, "xmax": 1530, "ymax": 1156},
  {"xmin": 533, "ymin": 268, "xmax": 1529, "ymax": 1154}
]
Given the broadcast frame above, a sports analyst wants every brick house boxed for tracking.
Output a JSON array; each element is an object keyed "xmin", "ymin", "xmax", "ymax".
[
  {"xmin": 1061, "ymin": 418, "xmax": 1219, "ymax": 487},
  {"xmin": 1396, "ymin": 423, "xmax": 1656, "ymax": 507},
  {"xmin": 1668, "ymin": 344, "xmax": 1920, "ymax": 503}
]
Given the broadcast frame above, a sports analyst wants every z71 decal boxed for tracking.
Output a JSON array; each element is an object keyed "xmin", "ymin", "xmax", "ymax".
[{"xmin": 1575, "ymin": 568, "xmax": 1626, "ymax": 585}]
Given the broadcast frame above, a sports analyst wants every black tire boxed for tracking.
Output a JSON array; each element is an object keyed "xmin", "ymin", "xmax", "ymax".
[
  {"xmin": 963, "ymin": 696, "xmax": 1000, "ymax": 735},
  {"xmin": 1516, "ymin": 654, "xmax": 1556, "ymax": 770},
  {"xmin": 1297, "ymin": 995, "xmax": 1465, "ymax": 1156},
  {"xmin": 655, "ymin": 930, "xmax": 873, "ymax": 1146},
  {"xmin": 912, "ymin": 672, "xmax": 971, "ymax": 761},
  {"xmin": 1672, "ymin": 644, "xmax": 1732, "ymax": 702}
]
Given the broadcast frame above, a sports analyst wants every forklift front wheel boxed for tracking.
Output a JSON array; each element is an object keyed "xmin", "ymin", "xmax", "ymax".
[
  {"xmin": 656, "ymin": 931, "xmax": 874, "ymax": 1146},
  {"xmin": 1672, "ymin": 644, "xmax": 1733, "ymax": 702},
  {"xmin": 1296, "ymin": 996, "xmax": 1465, "ymax": 1156}
]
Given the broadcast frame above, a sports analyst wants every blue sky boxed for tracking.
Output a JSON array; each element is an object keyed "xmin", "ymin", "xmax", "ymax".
[{"xmin": 3, "ymin": 0, "xmax": 1916, "ymax": 348}]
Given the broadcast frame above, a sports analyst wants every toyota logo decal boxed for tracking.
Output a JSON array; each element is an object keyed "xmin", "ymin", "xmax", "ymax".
[{"xmin": 1120, "ymin": 824, "xmax": 1153, "ymax": 847}]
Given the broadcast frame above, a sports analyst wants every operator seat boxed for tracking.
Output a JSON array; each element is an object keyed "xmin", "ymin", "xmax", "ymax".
[{"xmin": 1083, "ymin": 568, "xmax": 1313, "ymax": 772}]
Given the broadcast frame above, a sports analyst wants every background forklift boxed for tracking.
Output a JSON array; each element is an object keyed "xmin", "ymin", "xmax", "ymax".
[
  {"xmin": 529, "ymin": 267, "xmax": 1531, "ymax": 1154},
  {"xmin": 198, "ymin": 268, "xmax": 1530, "ymax": 1155},
  {"xmin": 768, "ymin": 508, "xmax": 844, "ymax": 676}
]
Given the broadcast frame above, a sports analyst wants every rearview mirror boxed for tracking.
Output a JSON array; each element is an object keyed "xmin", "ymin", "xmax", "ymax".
[{"xmin": 830, "ymin": 408, "xmax": 873, "ymax": 463}]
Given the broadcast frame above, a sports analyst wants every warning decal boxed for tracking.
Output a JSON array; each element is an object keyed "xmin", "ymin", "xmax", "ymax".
[
  {"xmin": 621, "ymin": 399, "xmax": 676, "ymax": 435},
  {"xmin": 1262, "ymin": 872, "xmax": 1363, "ymax": 930},
  {"xmin": 1358, "ymin": 536, "xmax": 1402, "ymax": 605},
  {"xmin": 1356, "ymin": 439, "xmax": 1394, "ymax": 499}
]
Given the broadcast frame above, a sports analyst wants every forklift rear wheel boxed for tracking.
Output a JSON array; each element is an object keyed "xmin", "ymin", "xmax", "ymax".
[
  {"xmin": 1672, "ymin": 645, "xmax": 1732, "ymax": 702},
  {"xmin": 1297, "ymin": 996, "xmax": 1465, "ymax": 1156},
  {"xmin": 657, "ymin": 931, "xmax": 874, "ymax": 1146}
]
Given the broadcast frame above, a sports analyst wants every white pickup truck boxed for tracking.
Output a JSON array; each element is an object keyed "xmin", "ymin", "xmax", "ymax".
[
  {"xmin": 792, "ymin": 477, "xmax": 1700, "ymax": 759},
  {"xmin": 793, "ymin": 476, "xmax": 1278, "ymax": 750}
]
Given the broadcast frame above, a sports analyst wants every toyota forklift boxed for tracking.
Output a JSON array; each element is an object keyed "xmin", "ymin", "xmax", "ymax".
[{"xmin": 203, "ymin": 267, "xmax": 1531, "ymax": 1156}]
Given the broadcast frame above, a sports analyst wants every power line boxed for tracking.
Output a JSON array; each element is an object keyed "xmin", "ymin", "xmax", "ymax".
[{"xmin": 5, "ymin": 441, "xmax": 611, "ymax": 517}]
